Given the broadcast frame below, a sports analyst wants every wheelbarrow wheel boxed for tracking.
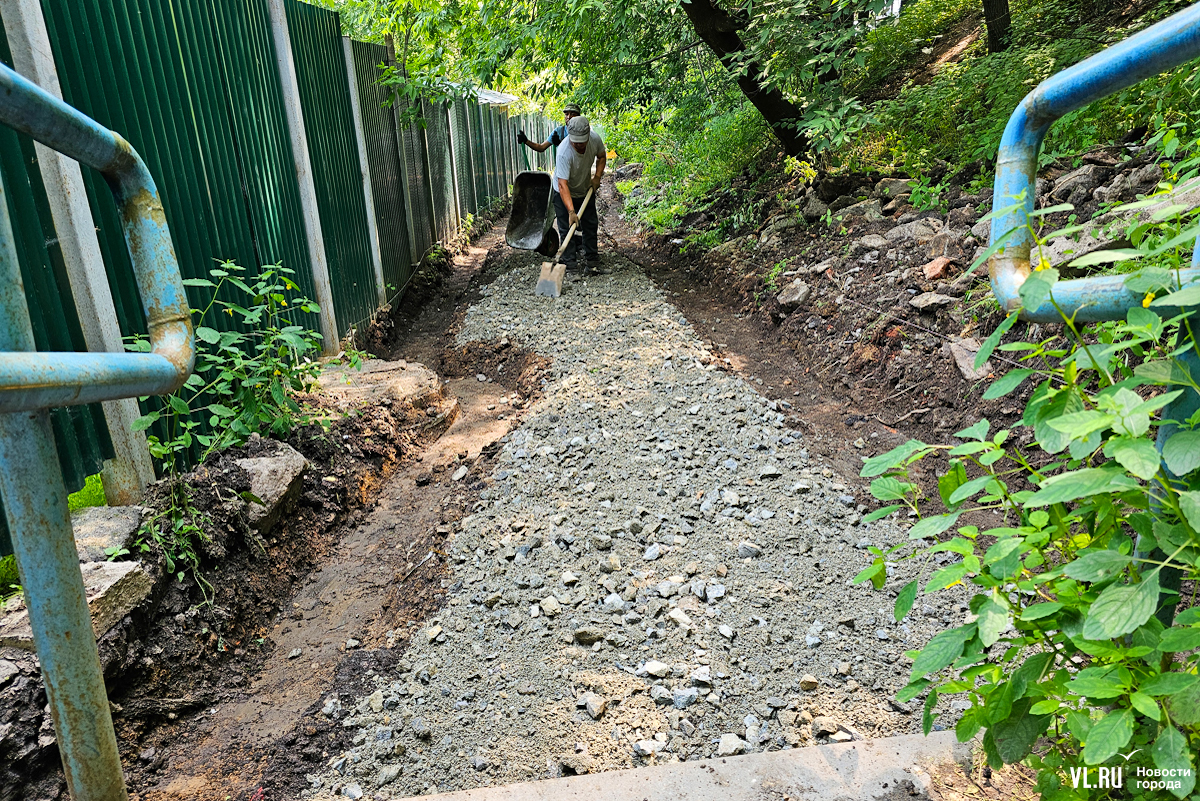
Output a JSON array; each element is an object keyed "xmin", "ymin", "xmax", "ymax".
[{"xmin": 536, "ymin": 228, "xmax": 560, "ymax": 258}]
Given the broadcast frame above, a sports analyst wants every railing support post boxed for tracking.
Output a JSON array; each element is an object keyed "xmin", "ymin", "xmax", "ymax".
[{"xmin": 0, "ymin": 171, "xmax": 128, "ymax": 801}]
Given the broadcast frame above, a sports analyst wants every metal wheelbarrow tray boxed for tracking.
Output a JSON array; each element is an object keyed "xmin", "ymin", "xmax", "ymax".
[{"xmin": 505, "ymin": 171, "xmax": 560, "ymax": 257}]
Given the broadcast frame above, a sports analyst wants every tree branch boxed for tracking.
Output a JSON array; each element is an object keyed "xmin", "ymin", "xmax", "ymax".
[{"xmin": 571, "ymin": 40, "xmax": 704, "ymax": 69}]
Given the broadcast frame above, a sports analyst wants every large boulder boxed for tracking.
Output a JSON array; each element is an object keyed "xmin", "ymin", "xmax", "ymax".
[
  {"xmin": 875, "ymin": 177, "xmax": 912, "ymax": 198},
  {"xmin": 835, "ymin": 199, "xmax": 884, "ymax": 223},
  {"xmin": 777, "ymin": 279, "xmax": 813, "ymax": 311},
  {"xmin": 1049, "ymin": 164, "xmax": 1110, "ymax": 205},
  {"xmin": 886, "ymin": 217, "xmax": 944, "ymax": 244},
  {"xmin": 800, "ymin": 189, "xmax": 829, "ymax": 222}
]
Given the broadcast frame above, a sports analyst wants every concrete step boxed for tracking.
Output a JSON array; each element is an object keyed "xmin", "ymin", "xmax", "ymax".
[{"xmin": 402, "ymin": 731, "xmax": 969, "ymax": 801}]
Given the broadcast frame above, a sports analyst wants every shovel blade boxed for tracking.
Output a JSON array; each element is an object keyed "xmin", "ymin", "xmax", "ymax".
[{"xmin": 535, "ymin": 260, "xmax": 566, "ymax": 297}]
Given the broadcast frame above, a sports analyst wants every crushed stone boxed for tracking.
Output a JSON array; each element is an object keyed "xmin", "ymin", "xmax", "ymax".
[{"xmin": 305, "ymin": 250, "xmax": 969, "ymax": 798}]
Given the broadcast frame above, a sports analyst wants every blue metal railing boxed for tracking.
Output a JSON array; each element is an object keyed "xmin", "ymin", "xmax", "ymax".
[
  {"xmin": 988, "ymin": 1, "xmax": 1200, "ymax": 628},
  {"xmin": 0, "ymin": 62, "xmax": 194, "ymax": 801},
  {"xmin": 989, "ymin": 1, "xmax": 1200, "ymax": 322}
]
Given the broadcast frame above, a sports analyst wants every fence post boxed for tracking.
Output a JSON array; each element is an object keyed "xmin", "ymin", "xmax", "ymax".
[
  {"xmin": 341, "ymin": 37, "xmax": 385, "ymax": 307},
  {"xmin": 0, "ymin": 0, "xmax": 156, "ymax": 505},
  {"xmin": 384, "ymin": 35, "xmax": 419, "ymax": 266},
  {"xmin": 267, "ymin": 0, "xmax": 339, "ymax": 355}
]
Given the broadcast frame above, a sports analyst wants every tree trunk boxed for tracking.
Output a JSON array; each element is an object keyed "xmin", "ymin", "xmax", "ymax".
[
  {"xmin": 982, "ymin": 0, "xmax": 1012, "ymax": 53},
  {"xmin": 679, "ymin": 0, "xmax": 809, "ymax": 156}
]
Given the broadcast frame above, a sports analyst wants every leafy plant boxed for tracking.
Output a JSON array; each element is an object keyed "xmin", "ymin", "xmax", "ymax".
[
  {"xmin": 908, "ymin": 176, "xmax": 949, "ymax": 212},
  {"xmin": 855, "ymin": 194, "xmax": 1200, "ymax": 798},
  {"xmin": 67, "ymin": 473, "xmax": 106, "ymax": 512},
  {"xmin": 127, "ymin": 261, "xmax": 325, "ymax": 597},
  {"xmin": 765, "ymin": 259, "xmax": 790, "ymax": 292}
]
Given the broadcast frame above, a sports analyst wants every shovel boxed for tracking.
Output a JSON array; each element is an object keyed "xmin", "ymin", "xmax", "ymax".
[{"xmin": 535, "ymin": 186, "xmax": 595, "ymax": 298}]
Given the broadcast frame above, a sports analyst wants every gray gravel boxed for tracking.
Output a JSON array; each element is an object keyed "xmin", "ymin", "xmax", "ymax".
[{"xmin": 305, "ymin": 250, "xmax": 969, "ymax": 799}]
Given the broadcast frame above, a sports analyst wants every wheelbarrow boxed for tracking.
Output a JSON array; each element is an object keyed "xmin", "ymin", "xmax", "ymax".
[{"xmin": 505, "ymin": 170, "xmax": 560, "ymax": 258}]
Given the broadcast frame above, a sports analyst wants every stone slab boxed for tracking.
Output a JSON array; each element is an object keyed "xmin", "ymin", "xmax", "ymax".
[
  {"xmin": 0, "ymin": 561, "xmax": 152, "ymax": 651},
  {"xmin": 318, "ymin": 359, "xmax": 445, "ymax": 411},
  {"xmin": 236, "ymin": 442, "xmax": 309, "ymax": 533},
  {"xmin": 71, "ymin": 505, "xmax": 142, "ymax": 562},
  {"xmin": 406, "ymin": 732, "xmax": 969, "ymax": 801}
]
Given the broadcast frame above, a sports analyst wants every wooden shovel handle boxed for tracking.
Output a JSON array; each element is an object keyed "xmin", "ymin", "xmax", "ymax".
[{"xmin": 553, "ymin": 186, "xmax": 596, "ymax": 262}]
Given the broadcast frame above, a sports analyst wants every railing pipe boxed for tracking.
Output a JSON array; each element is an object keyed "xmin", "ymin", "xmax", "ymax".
[
  {"xmin": 0, "ymin": 63, "xmax": 193, "ymax": 411},
  {"xmin": 989, "ymin": 3, "xmax": 1200, "ymax": 628},
  {"xmin": 0, "ymin": 60, "xmax": 197, "ymax": 800},
  {"xmin": 989, "ymin": 1, "xmax": 1200, "ymax": 322}
]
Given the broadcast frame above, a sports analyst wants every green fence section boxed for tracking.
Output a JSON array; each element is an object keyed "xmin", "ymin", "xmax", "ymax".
[
  {"xmin": 2, "ymin": 0, "xmax": 550, "ymax": 491},
  {"xmin": 0, "ymin": 26, "xmax": 115, "ymax": 554},
  {"xmin": 422, "ymin": 98, "xmax": 457, "ymax": 245},
  {"xmin": 350, "ymin": 39, "xmax": 413, "ymax": 297},
  {"xmin": 284, "ymin": 0, "xmax": 377, "ymax": 332}
]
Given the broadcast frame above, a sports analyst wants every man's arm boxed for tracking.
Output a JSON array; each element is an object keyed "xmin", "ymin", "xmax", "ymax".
[
  {"xmin": 557, "ymin": 178, "xmax": 578, "ymax": 226},
  {"xmin": 592, "ymin": 152, "xmax": 607, "ymax": 188},
  {"xmin": 527, "ymin": 139, "xmax": 551, "ymax": 153}
]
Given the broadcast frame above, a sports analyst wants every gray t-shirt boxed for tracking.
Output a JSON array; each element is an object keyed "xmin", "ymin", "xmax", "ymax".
[{"xmin": 553, "ymin": 134, "xmax": 606, "ymax": 198}]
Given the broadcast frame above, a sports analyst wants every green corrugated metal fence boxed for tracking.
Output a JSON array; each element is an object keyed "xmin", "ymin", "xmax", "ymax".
[
  {"xmin": 422, "ymin": 98, "xmax": 457, "ymax": 245},
  {"xmin": 449, "ymin": 99, "xmax": 476, "ymax": 219},
  {"xmin": 284, "ymin": 0, "xmax": 376, "ymax": 332},
  {"xmin": 349, "ymin": 39, "xmax": 413, "ymax": 297}
]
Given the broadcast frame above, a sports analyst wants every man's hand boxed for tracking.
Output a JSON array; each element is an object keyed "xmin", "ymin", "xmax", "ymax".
[
  {"xmin": 517, "ymin": 130, "xmax": 527, "ymax": 145},
  {"xmin": 568, "ymin": 210, "xmax": 580, "ymax": 228}
]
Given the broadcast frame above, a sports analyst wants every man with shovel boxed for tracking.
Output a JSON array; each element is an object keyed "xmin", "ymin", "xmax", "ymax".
[{"xmin": 553, "ymin": 115, "xmax": 606, "ymax": 275}]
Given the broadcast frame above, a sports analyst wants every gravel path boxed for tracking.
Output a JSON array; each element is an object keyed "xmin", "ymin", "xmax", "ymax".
[{"xmin": 306, "ymin": 248, "xmax": 968, "ymax": 799}]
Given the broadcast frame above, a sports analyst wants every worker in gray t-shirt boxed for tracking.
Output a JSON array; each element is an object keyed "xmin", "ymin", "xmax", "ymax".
[{"xmin": 552, "ymin": 116, "xmax": 607, "ymax": 275}]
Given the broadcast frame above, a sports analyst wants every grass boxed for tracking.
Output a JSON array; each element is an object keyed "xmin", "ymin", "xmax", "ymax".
[{"xmin": 68, "ymin": 473, "xmax": 105, "ymax": 512}]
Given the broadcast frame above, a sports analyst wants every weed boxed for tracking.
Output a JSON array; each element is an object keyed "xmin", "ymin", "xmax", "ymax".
[{"xmin": 67, "ymin": 473, "xmax": 105, "ymax": 512}]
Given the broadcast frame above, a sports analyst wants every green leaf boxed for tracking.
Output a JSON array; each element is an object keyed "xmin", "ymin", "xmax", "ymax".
[
  {"xmin": 131, "ymin": 413, "xmax": 160, "ymax": 432},
  {"xmin": 168, "ymin": 395, "xmax": 190, "ymax": 415},
  {"xmin": 926, "ymin": 562, "xmax": 969, "ymax": 591},
  {"xmin": 1069, "ymin": 673, "xmax": 1125, "ymax": 699},
  {"xmin": 983, "ymin": 369, "xmax": 1035, "ymax": 400},
  {"xmin": 1026, "ymin": 467, "xmax": 1139, "ymax": 507},
  {"xmin": 989, "ymin": 698, "xmax": 1049, "ymax": 764},
  {"xmin": 1152, "ymin": 282, "xmax": 1200, "ymax": 308},
  {"xmin": 1177, "ymin": 608, "xmax": 1200, "ymax": 624},
  {"xmin": 909, "ymin": 625, "xmax": 974, "ymax": 679},
  {"xmin": 860, "ymin": 440, "xmax": 930, "ymax": 478},
  {"xmin": 1163, "ymin": 430, "xmax": 1200, "ymax": 476},
  {"xmin": 1134, "ymin": 358, "xmax": 1195, "ymax": 387},
  {"xmin": 897, "ymin": 679, "xmax": 930, "ymax": 703},
  {"xmin": 870, "ymin": 476, "xmax": 913, "ymax": 501},
  {"xmin": 922, "ymin": 688, "xmax": 939, "ymax": 736},
  {"xmin": 1046, "ymin": 409, "xmax": 1116, "ymax": 438},
  {"xmin": 1029, "ymin": 699, "xmax": 1060, "ymax": 714},
  {"xmin": 1032, "ymin": 388, "xmax": 1085, "ymax": 454},
  {"xmin": 976, "ymin": 592, "xmax": 1009, "ymax": 647},
  {"xmin": 195, "ymin": 326, "xmax": 222, "ymax": 344},
  {"xmin": 1105, "ymin": 435, "xmax": 1161, "ymax": 480},
  {"xmin": 1081, "ymin": 570, "xmax": 1161, "ymax": 640},
  {"xmin": 1020, "ymin": 602, "xmax": 1063, "ymax": 621},
  {"xmin": 975, "ymin": 312, "xmax": 1018, "ymax": 370},
  {"xmin": 938, "ymin": 460, "xmax": 968, "ymax": 511},
  {"xmin": 1151, "ymin": 726, "xmax": 1196, "ymax": 799},
  {"xmin": 1063, "ymin": 550, "xmax": 1131, "ymax": 583},
  {"xmin": 1158, "ymin": 626, "xmax": 1200, "ymax": 652},
  {"xmin": 1066, "ymin": 248, "xmax": 1143, "ymax": 267},
  {"xmin": 949, "ymin": 474, "xmax": 999, "ymax": 505},
  {"xmin": 894, "ymin": 580, "xmax": 918, "ymax": 622},
  {"xmin": 909, "ymin": 512, "xmax": 961, "ymax": 540},
  {"xmin": 862, "ymin": 504, "xmax": 902, "ymax": 523},
  {"xmin": 955, "ymin": 419, "xmax": 991, "ymax": 441},
  {"xmin": 1019, "ymin": 268, "xmax": 1058, "ymax": 311},
  {"xmin": 1140, "ymin": 672, "xmax": 1198, "ymax": 696},
  {"xmin": 1167, "ymin": 679, "xmax": 1200, "ymax": 726},
  {"xmin": 1178, "ymin": 491, "xmax": 1200, "ymax": 530},
  {"xmin": 1081, "ymin": 707, "xmax": 1133, "ymax": 765},
  {"xmin": 1129, "ymin": 691, "xmax": 1160, "ymax": 720},
  {"xmin": 852, "ymin": 563, "xmax": 885, "ymax": 589},
  {"xmin": 182, "ymin": 277, "xmax": 217, "ymax": 288}
]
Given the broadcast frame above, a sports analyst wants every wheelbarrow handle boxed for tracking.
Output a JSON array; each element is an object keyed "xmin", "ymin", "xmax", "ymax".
[{"xmin": 553, "ymin": 186, "xmax": 595, "ymax": 262}]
